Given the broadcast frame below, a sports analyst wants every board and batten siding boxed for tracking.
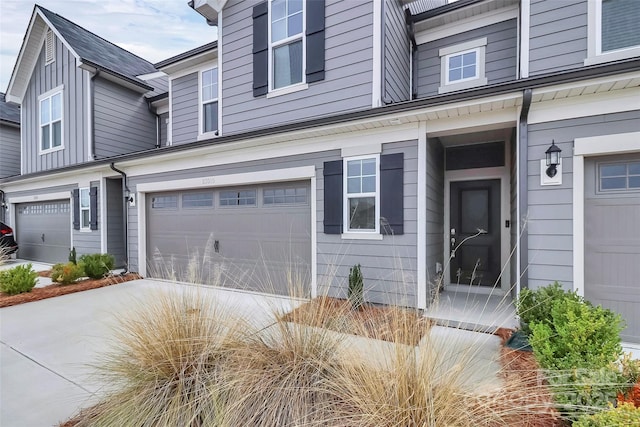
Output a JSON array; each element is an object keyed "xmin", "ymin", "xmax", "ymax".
[
  {"xmin": 526, "ymin": 110, "xmax": 640, "ymax": 291},
  {"xmin": 384, "ymin": 0, "xmax": 411, "ymax": 103},
  {"xmin": 415, "ymin": 19, "xmax": 518, "ymax": 98},
  {"xmin": 22, "ymin": 34, "xmax": 89, "ymax": 174},
  {"xmin": 425, "ymin": 137, "xmax": 444, "ymax": 290},
  {"xmin": 221, "ymin": 0, "xmax": 374, "ymax": 134},
  {"xmin": 0, "ymin": 124, "xmax": 20, "ymax": 178},
  {"xmin": 170, "ymin": 73, "xmax": 199, "ymax": 145},
  {"xmin": 528, "ymin": 0, "xmax": 588, "ymax": 76},
  {"xmin": 94, "ymin": 78, "xmax": 157, "ymax": 159}
]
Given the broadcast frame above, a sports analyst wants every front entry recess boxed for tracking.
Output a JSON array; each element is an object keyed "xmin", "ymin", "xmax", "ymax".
[{"xmin": 449, "ymin": 179, "xmax": 501, "ymax": 286}]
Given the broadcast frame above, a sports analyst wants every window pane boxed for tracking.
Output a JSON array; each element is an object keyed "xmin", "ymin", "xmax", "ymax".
[
  {"xmin": 203, "ymin": 101, "xmax": 218, "ymax": 133},
  {"xmin": 462, "ymin": 51, "xmax": 476, "ymax": 65},
  {"xmin": 273, "ymin": 40, "xmax": 302, "ymax": 89},
  {"xmin": 601, "ymin": 0, "xmax": 640, "ymax": 52},
  {"xmin": 629, "ymin": 162, "xmax": 640, "ymax": 175},
  {"xmin": 152, "ymin": 196, "xmax": 178, "ymax": 209},
  {"xmin": 41, "ymin": 98, "xmax": 50, "ymax": 124},
  {"xmin": 52, "ymin": 121, "xmax": 62, "ymax": 147},
  {"xmin": 362, "ymin": 158, "xmax": 376, "ymax": 175},
  {"xmin": 629, "ymin": 176, "xmax": 640, "ymax": 188},
  {"xmin": 349, "ymin": 197, "xmax": 375, "ymax": 230},
  {"xmin": 80, "ymin": 189, "xmax": 90, "ymax": 208},
  {"xmin": 81, "ymin": 210, "xmax": 90, "ymax": 228},
  {"xmin": 601, "ymin": 164, "xmax": 626, "ymax": 177},
  {"xmin": 362, "ymin": 176, "xmax": 376, "ymax": 193},
  {"xmin": 183, "ymin": 192, "xmax": 213, "ymax": 208},
  {"xmin": 449, "ymin": 68, "xmax": 462, "ymax": 82},
  {"xmin": 449, "ymin": 55, "xmax": 462, "ymax": 69},
  {"xmin": 290, "ymin": 0, "xmax": 302, "ymax": 13},
  {"xmin": 51, "ymin": 93, "xmax": 62, "ymax": 120},
  {"xmin": 347, "ymin": 160, "xmax": 361, "ymax": 177},
  {"xmin": 272, "ymin": 19, "xmax": 287, "ymax": 42},
  {"xmin": 41, "ymin": 124, "xmax": 50, "ymax": 150},
  {"xmin": 347, "ymin": 177, "xmax": 360, "ymax": 194},
  {"xmin": 202, "ymin": 69, "xmax": 212, "ymax": 86},
  {"xmin": 462, "ymin": 64, "xmax": 476, "ymax": 79},
  {"xmin": 601, "ymin": 176, "xmax": 626, "ymax": 190},
  {"xmin": 272, "ymin": 0, "xmax": 286, "ymax": 20},
  {"xmin": 288, "ymin": 13, "xmax": 302, "ymax": 37}
]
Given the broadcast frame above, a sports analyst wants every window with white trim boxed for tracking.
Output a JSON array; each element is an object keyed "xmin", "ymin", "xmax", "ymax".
[
  {"xmin": 599, "ymin": 161, "xmax": 640, "ymax": 191},
  {"xmin": 39, "ymin": 89, "xmax": 63, "ymax": 152},
  {"xmin": 439, "ymin": 38, "xmax": 487, "ymax": 94},
  {"xmin": 200, "ymin": 67, "xmax": 218, "ymax": 134},
  {"xmin": 344, "ymin": 156, "xmax": 379, "ymax": 233},
  {"xmin": 587, "ymin": 0, "xmax": 640, "ymax": 64},
  {"xmin": 80, "ymin": 188, "xmax": 90, "ymax": 230},
  {"xmin": 270, "ymin": 0, "xmax": 304, "ymax": 90}
]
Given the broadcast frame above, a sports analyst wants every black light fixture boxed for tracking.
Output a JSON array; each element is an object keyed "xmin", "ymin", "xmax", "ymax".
[{"xmin": 545, "ymin": 140, "xmax": 562, "ymax": 178}]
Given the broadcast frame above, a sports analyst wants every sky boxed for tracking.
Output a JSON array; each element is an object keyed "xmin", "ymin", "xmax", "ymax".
[{"xmin": 0, "ymin": 0, "xmax": 219, "ymax": 91}]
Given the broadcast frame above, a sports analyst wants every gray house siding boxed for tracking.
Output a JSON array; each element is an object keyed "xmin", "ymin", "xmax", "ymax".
[
  {"xmin": 106, "ymin": 177, "xmax": 126, "ymax": 267},
  {"xmin": 72, "ymin": 181, "xmax": 102, "ymax": 256},
  {"xmin": 528, "ymin": 0, "xmax": 588, "ymax": 76},
  {"xmin": 384, "ymin": 0, "xmax": 411, "ymax": 103},
  {"xmin": 0, "ymin": 124, "xmax": 20, "ymax": 178},
  {"xmin": 415, "ymin": 19, "xmax": 518, "ymax": 98},
  {"xmin": 425, "ymin": 137, "xmax": 444, "ymax": 292},
  {"xmin": 159, "ymin": 112, "xmax": 169, "ymax": 147},
  {"xmin": 526, "ymin": 110, "xmax": 640, "ymax": 291},
  {"xmin": 22, "ymin": 34, "xmax": 89, "ymax": 174},
  {"xmin": 170, "ymin": 73, "xmax": 198, "ymax": 145},
  {"xmin": 93, "ymin": 78, "xmax": 157, "ymax": 159},
  {"xmin": 221, "ymin": 0, "xmax": 374, "ymax": 134}
]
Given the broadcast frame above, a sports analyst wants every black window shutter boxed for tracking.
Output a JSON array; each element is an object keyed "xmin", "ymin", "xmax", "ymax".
[
  {"xmin": 306, "ymin": 0, "xmax": 325, "ymax": 83},
  {"xmin": 89, "ymin": 187, "xmax": 98, "ymax": 230},
  {"xmin": 380, "ymin": 153, "xmax": 404, "ymax": 235},
  {"xmin": 323, "ymin": 160, "xmax": 342, "ymax": 234},
  {"xmin": 253, "ymin": 2, "xmax": 269, "ymax": 97},
  {"xmin": 72, "ymin": 189, "xmax": 80, "ymax": 230}
]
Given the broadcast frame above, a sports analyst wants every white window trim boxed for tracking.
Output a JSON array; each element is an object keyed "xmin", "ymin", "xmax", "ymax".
[
  {"xmin": 343, "ymin": 154, "xmax": 380, "ymax": 236},
  {"xmin": 79, "ymin": 187, "xmax": 91, "ymax": 231},
  {"xmin": 38, "ymin": 85, "xmax": 64, "ymax": 155},
  {"xmin": 198, "ymin": 66, "xmax": 219, "ymax": 140},
  {"xmin": 268, "ymin": 0, "xmax": 306, "ymax": 93},
  {"xmin": 439, "ymin": 38, "xmax": 488, "ymax": 94},
  {"xmin": 586, "ymin": 0, "xmax": 640, "ymax": 66}
]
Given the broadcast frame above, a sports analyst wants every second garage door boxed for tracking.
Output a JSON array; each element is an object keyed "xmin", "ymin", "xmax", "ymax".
[
  {"xmin": 146, "ymin": 181, "xmax": 312, "ymax": 296},
  {"xmin": 16, "ymin": 200, "xmax": 72, "ymax": 263}
]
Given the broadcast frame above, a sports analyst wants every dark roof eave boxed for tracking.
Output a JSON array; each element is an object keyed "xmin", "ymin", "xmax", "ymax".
[
  {"xmin": 148, "ymin": 92, "xmax": 169, "ymax": 103},
  {"xmin": 81, "ymin": 59, "xmax": 154, "ymax": 91},
  {"xmin": 411, "ymin": 0, "xmax": 485, "ymax": 22},
  {"xmin": 2, "ymin": 58, "xmax": 639, "ymax": 185},
  {"xmin": 155, "ymin": 41, "xmax": 218, "ymax": 69}
]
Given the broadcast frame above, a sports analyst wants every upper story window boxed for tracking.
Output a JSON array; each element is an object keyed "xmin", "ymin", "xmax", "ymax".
[
  {"xmin": 344, "ymin": 156, "xmax": 379, "ymax": 233},
  {"xmin": 587, "ymin": 0, "xmax": 640, "ymax": 65},
  {"xmin": 270, "ymin": 0, "xmax": 304, "ymax": 91},
  {"xmin": 439, "ymin": 38, "xmax": 487, "ymax": 94},
  {"xmin": 39, "ymin": 86, "xmax": 63, "ymax": 153},
  {"xmin": 200, "ymin": 67, "xmax": 218, "ymax": 135}
]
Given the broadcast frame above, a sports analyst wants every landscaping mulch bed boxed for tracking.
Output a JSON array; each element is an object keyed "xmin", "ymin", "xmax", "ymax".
[{"xmin": 0, "ymin": 272, "xmax": 142, "ymax": 308}]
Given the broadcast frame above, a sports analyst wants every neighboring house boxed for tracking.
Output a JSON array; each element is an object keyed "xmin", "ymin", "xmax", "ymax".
[
  {"xmin": 1, "ymin": 1, "xmax": 639, "ymax": 343},
  {"xmin": 0, "ymin": 93, "xmax": 21, "ymax": 222}
]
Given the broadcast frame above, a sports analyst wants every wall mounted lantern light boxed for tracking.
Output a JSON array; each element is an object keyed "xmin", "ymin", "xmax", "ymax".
[{"xmin": 545, "ymin": 140, "xmax": 562, "ymax": 178}]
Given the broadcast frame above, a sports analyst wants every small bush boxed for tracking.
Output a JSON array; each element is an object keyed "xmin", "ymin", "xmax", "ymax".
[
  {"xmin": 573, "ymin": 402, "xmax": 640, "ymax": 427},
  {"xmin": 80, "ymin": 253, "xmax": 115, "ymax": 279},
  {"xmin": 516, "ymin": 282, "xmax": 583, "ymax": 336},
  {"xmin": 51, "ymin": 262, "xmax": 84, "ymax": 285},
  {"xmin": 0, "ymin": 263, "xmax": 38, "ymax": 295},
  {"xmin": 348, "ymin": 263, "xmax": 364, "ymax": 310}
]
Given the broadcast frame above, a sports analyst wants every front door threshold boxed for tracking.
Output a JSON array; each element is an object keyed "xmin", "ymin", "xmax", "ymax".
[{"xmin": 445, "ymin": 283, "xmax": 507, "ymax": 296}]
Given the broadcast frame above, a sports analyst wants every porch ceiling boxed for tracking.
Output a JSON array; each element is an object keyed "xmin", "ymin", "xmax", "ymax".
[{"xmin": 530, "ymin": 71, "xmax": 640, "ymax": 103}]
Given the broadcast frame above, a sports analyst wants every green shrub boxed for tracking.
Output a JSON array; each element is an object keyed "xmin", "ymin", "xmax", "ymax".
[
  {"xmin": 0, "ymin": 264, "xmax": 38, "ymax": 295},
  {"xmin": 51, "ymin": 262, "xmax": 84, "ymax": 285},
  {"xmin": 573, "ymin": 402, "xmax": 640, "ymax": 427},
  {"xmin": 79, "ymin": 253, "xmax": 115, "ymax": 279},
  {"xmin": 516, "ymin": 282, "xmax": 583, "ymax": 336},
  {"xmin": 348, "ymin": 263, "xmax": 364, "ymax": 310}
]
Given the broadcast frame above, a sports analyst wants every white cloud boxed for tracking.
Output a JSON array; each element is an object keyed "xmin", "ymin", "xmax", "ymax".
[{"xmin": 0, "ymin": 0, "xmax": 217, "ymax": 91}]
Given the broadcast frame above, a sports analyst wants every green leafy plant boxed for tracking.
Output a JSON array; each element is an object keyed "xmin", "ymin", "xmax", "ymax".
[
  {"xmin": 51, "ymin": 262, "xmax": 84, "ymax": 285},
  {"xmin": 516, "ymin": 281, "xmax": 583, "ymax": 336},
  {"xmin": 573, "ymin": 402, "xmax": 640, "ymax": 427},
  {"xmin": 69, "ymin": 247, "xmax": 77, "ymax": 264},
  {"xmin": 348, "ymin": 263, "xmax": 364, "ymax": 310},
  {"xmin": 0, "ymin": 263, "xmax": 38, "ymax": 295},
  {"xmin": 79, "ymin": 253, "xmax": 115, "ymax": 280}
]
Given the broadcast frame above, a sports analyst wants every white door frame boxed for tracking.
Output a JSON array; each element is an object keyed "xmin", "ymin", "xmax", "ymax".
[{"xmin": 443, "ymin": 164, "xmax": 511, "ymax": 295}]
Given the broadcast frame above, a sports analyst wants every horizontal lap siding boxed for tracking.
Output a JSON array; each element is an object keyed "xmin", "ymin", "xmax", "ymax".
[
  {"xmin": 526, "ymin": 110, "xmax": 640, "ymax": 291},
  {"xmin": 415, "ymin": 19, "xmax": 517, "ymax": 98},
  {"xmin": 529, "ymin": 0, "xmax": 587, "ymax": 76},
  {"xmin": 171, "ymin": 73, "xmax": 198, "ymax": 145},
  {"xmin": 221, "ymin": 0, "xmax": 373, "ymax": 134},
  {"xmin": 23, "ymin": 36, "xmax": 88, "ymax": 174},
  {"xmin": 0, "ymin": 125, "xmax": 20, "ymax": 178},
  {"xmin": 384, "ymin": 0, "xmax": 410, "ymax": 103},
  {"xmin": 94, "ymin": 78, "xmax": 156, "ymax": 158},
  {"xmin": 317, "ymin": 140, "xmax": 419, "ymax": 307}
]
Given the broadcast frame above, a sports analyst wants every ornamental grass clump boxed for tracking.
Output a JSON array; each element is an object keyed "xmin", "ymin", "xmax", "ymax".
[{"xmin": 0, "ymin": 263, "xmax": 38, "ymax": 295}]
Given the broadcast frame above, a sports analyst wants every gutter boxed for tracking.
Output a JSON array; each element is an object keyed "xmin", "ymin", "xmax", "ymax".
[
  {"xmin": 109, "ymin": 163, "xmax": 131, "ymax": 272},
  {"xmin": 518, "ymin": 88, "xmax": 533, "ymax": 291}
]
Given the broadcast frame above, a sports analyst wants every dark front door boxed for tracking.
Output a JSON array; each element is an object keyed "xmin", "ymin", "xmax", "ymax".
[{"xmin": 449, "ymin": 179, "xmax": 501, "ymax": 287}]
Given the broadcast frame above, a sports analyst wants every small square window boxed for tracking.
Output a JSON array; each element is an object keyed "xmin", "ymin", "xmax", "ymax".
[{"xmin": 439, "ymin": 38, "xmax": 487, "ymax": 94}]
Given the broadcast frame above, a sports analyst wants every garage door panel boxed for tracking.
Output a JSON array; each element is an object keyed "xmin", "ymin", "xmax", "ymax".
[{"xmin": 16, "ymin": 201, "xmax": 71, "ymax": 264}]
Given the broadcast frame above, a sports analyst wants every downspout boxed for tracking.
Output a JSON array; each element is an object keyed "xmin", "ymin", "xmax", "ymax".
[
  {"xmin": 404, "ymin": 8, "xmax": 417, "ymax": 100},
  {"xmin": 110, "ymin": 163, "xmax": 130, "ymax": 273},
  {"xmin": 90, "ymin": 70, "xmax": 100, "ymax": 160},
  {"xmin": 518, "ymin": 88, "xmax": 533, "ymax": 291}
]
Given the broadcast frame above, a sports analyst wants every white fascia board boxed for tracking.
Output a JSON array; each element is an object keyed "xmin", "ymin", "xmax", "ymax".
[
  {"xmin": 531, "ymin": 70, "xmax": 640, "ymax": 98},
  {"xmin": 160, "ymin": 50, "xmax": 218, "ymax": 78},
  {"xmin": 0, "ymin": 169, "xmax": 112, "ymax": 194},
  {"xmin": 8, "ymin": 191, "xmax": 72, "ymax": 204},
  {"xmin": 574, "ymin": 131, "xmax": 640, "ymax": 156},
  {"xmin": 136, "ymin": 71, "xmax": 167, "ymax": 81},
  {"xmin": 519, "ymin": 0, "xmax": 530, "ymax": 78},
  {"xmin": 36, "ymin": 9, "xmax": 82, "ymax": 64},
  {"xmin": 415, "ymin": 5, "xmax": 518, "ymax": 45},
  {"xmin": 528, "ymin": 87, "xmax": 640, "ymax": 125}
]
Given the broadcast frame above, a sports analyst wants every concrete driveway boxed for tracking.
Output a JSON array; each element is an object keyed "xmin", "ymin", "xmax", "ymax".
[{"xmin": 0, "ymin": 279, "xmax": 300, "ymax": 427}]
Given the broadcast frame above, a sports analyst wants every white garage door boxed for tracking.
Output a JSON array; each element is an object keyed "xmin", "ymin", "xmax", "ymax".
[
  {"xmin": 16, "ymin": 200, "xmax": 72, "ymax": 264},
  {"xmin": 146, "ymin": 181, "xmax": 312, "ymax": 296},
  {"xmin": 585, "ymin": 157, "xmax": 640, "ymax": 343}
]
